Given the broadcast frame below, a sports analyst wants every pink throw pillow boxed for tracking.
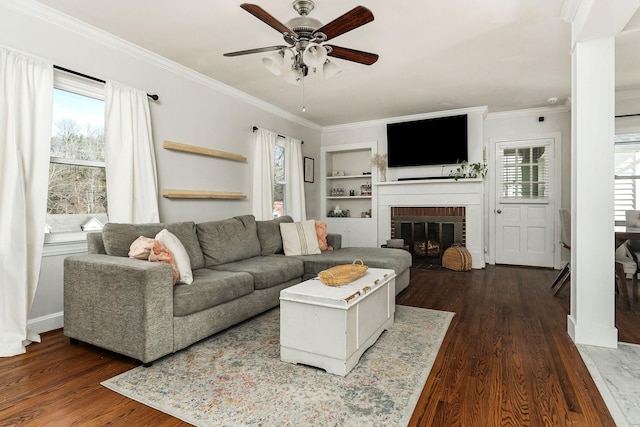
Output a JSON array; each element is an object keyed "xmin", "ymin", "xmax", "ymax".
[
  {"xmin": 129, "ymin": 236, "xmax": 179, "ymax": 285},
  {"xmin": 315, "ymin": 221, "xmax": 333, "ymax": 251}
]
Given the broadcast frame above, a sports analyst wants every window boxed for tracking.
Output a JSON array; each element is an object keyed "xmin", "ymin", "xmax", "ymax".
[
  {"xmin": 273, "ymin": 138, "xmax": 285, "ymax": 218},
  {"xmin": 497, "ymin": 145, "xmax": 550, "ymax": 200},
  {"xmin": 614, "ymin": 133, "xmax": 640, "ymax": 224},
  {"xmin": 45, "ymin": 72, "xmax": 107, "ymax": 241}
]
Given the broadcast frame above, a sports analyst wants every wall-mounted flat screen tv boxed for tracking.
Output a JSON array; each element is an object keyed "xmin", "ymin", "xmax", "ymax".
[{"xmin": 386, "ymin": 114, "xmax": 468, "ymax": 167}]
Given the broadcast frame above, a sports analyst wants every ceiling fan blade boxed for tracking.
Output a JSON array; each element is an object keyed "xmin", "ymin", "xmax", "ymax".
[
  {"xmin": 223, "ymin": 46, "xmax": 287, "ymax": 57},
  {"xmin": 240, "ymin": 3, "xmax": 291, "ymax": 35},
  {"xmin": 314, "ymin": 6, "xmax": 374, "ymax": 41},
  {"xmin": 326, "ymin": 45, "xmax": 379, "ymax": 65}
]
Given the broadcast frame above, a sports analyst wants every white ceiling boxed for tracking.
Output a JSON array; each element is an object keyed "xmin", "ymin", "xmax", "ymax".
[{"xmin": 34, "ymin": 0, "xmax": 640, "ymax": 126}]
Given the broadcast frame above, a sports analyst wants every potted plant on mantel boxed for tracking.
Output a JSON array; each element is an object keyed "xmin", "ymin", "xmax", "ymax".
[{"xmin": 451, "ymin": 161, "xmax": 488, "ymax": 181}]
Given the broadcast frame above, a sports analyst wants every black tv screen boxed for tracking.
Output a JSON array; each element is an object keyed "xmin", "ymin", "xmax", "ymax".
[{"xmin": 387, "ymin": 114, "xmax": 468, "ymax": 167}]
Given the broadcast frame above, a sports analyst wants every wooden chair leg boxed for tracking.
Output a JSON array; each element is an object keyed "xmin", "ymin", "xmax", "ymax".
[
  {"xmin": 634, "ymin": 273, "xmax": 638, "ymax": 302},
  {"xmin": 615, "ymin": 262, "xmax": 631, "ymax": 308},
  {"xmin": 554, "ymin": 273, "xmax": 571, "ymax": 296},
  {"xmin": 551, "ymin": 263, "xmax": 570, "ymax": 289}
]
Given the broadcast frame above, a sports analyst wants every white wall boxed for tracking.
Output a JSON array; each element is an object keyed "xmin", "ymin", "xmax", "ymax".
[
  {"xmin": 321, "ymin": 107, "xmax": 488, "ymax": 182},
  {"xmin": 484, "ymin": 107, "xmax": 572, "ymax": 264},
  {"xmin": 322, "ymin": 105, "xmax": 573, "ymax": 266},
  {"xmin": 0, "ymin": 2, "xmax": 322, "ymax": 332}
]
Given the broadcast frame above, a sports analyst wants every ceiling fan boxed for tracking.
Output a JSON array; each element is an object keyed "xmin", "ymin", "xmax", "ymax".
[{"xmin": 223, "ymin": 1, "xmax": 379, "ymax": 83}]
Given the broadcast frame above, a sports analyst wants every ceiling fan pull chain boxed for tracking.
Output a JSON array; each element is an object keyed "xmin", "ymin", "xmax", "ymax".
[{"xmin": 302, "ymin": 78, "xmax": 306, "ymax": 113}]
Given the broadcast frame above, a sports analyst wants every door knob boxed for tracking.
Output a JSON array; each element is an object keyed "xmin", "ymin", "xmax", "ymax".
[{"xmin": 496, "ymin": 209, "xmax": 502, "ymax": 214}]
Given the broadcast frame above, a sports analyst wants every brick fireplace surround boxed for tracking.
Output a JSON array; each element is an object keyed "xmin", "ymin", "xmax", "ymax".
[
  {"xmin": 390, "ymin": 206, "xmax": 466, "ymax": 243},
  {"xmin": 377, "ymin": 178, "xmax": 485, "ymax": 269}
]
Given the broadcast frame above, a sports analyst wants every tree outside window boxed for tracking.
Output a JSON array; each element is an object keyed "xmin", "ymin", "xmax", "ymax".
[
  {"xmin": 273, "ymin": 140, "xmax": 285, "ymax": 218},
  {"xmin": 46, "ymin": 83, "xmax": 108, "ymax": 235}
]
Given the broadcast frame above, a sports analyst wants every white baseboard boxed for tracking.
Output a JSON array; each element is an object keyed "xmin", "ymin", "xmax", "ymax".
[{"xmin": 28, "ymin": 311, "xmax": 63, "ymax": 334}]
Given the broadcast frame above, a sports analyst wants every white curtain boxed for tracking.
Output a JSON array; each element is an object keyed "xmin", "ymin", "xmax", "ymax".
[
  {"xmin": 252, "ymin": 128, "xmax": 277, "ymax": 220},
  {"xmin": 105, "ymin": 81, "xmax": 159, "ymax": 223},
  {"xmin": 0, "ymin": 47, "xmax": 53, "ymax": 356},
  {"xmin": 284, "ymin": 136, "xmax": 307, "ymax": 221}
]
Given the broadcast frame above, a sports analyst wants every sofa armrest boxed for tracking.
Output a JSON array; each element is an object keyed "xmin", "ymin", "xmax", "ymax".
[
  {"xmin": 326, "ymin": 233, "xmax": 342, "ymax": 250},
  {"xmin": 63, "ymin": 254, "xmax": 174, "ymax": 364}
]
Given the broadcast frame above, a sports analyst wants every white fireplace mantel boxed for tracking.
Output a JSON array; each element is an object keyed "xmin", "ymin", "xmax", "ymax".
[{"xmin": 377, "ymin": 178, "xmax": 485, "ymax": 268}]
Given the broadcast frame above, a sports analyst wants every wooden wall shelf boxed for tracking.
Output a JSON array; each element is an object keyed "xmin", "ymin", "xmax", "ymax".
[
  {"xmin": 163, "ymin": 140, "xmax": 246, "ymax": 162},
  {"xmin": 162, "ymin": 189, "xmax": 247, "ymax": 199}
]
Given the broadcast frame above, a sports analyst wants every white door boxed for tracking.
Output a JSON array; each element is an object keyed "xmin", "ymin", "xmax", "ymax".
[{"xmin": 495, "ymin": 138, "xmax": 556, "ymax": 267}]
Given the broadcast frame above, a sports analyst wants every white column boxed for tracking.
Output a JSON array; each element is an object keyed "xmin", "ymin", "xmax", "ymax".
[
  {"xmin": 562, "ymin": 0, "xmax": 640, "ymax": 348},
  {"xmin": 567, "ymin": 37, "xmax": 617, "ymax": 347}
]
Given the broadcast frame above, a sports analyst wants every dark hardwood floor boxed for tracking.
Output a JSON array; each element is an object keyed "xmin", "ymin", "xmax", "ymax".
[{"xmin": 1, "ymin": 264, "xmax": 638, "ymax": 426}]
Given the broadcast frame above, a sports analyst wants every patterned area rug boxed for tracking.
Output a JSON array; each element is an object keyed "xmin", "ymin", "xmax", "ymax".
[{"xmin": 102, "ymin": 305, "xmax": 454, "ymax": 426}]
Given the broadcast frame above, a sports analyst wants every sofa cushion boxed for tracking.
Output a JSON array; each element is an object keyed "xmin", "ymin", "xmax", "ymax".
[
  {"xmin": 102, "ymin": 221, "xmax": 204, "ymax": 270},
  {"xmin": 294, "ymin": 247, "xmax": 412, "ymax": 277},
  {"xmin": 212, "ymin": 255, "xmax": 304, "ymax": 290},
  {"xmin": 280, "ymin": 220, "xmax": 321, "ymax": 256},
  {"xmin": 173, "ymin": 269, "xmax": 254, "ymax": 317},
  {"xmin": 257, "ymin": 215, "xmax": 294, "ymax": 255},
  {"xmin": 197, "ymin": 215, "xmax": 261, "ymax": 267}
]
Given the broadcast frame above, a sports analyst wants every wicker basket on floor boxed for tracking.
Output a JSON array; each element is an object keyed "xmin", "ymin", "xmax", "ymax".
[
  {"xmin": 318, "ymin": 259, "xmax": 368, "ymax": 286},
  {"xmin": 442, "ymin": 244, "xmax": 472, "ymax": 271}
]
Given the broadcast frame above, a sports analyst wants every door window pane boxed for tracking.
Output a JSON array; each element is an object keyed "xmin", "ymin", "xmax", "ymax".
[{"xmin": 498, "ymin": 145, "xmax": 549, "ymax": 199}]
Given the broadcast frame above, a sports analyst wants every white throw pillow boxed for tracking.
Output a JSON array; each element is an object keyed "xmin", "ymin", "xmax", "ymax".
[
  {"xmin": 280, "ymin": 220, "xmax": 322, "ymax": 256},
  {"xmin": 155, "ymin": 229, "xmax": 193, "ymax": 284}
]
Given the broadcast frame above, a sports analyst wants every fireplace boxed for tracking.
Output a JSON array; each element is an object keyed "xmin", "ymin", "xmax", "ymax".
[
  {"xmin": 391, "ymin": 207, "xmax": 465, "ymax": 262},
  {"xmin": 377, "ymin": 179, "xmax": 484, "ymax": 269}
]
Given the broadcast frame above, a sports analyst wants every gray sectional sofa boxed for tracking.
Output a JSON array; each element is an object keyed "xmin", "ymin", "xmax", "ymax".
[{"xmin": 63, "ymin": 214, "xmax": 412, "ymax": 365}]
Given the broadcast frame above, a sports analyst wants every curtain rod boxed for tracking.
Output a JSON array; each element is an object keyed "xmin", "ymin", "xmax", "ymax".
[
  {"xmin": 54, "ymin": 65, "xmax": 159, "ymax": 101},
  {"xmin": 252, "ymin": 126, "xmax": 303, "ymax": 144}
]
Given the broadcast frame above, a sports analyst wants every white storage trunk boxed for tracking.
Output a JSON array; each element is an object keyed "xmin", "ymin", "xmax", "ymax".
[{"xmin": 279, "ymin": 268, "xmax": 396, "ymax": 376}]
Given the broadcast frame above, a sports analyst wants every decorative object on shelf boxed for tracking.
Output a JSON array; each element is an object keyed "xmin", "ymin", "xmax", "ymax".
[
  {"xmin": 332, "ymin": 170, "xmax": 345, "ymax": 176},
  {"xmin": 163, "ymin": 140, "xmax": 246, "ymax": 162},
  {"xmin": 360, "ymin": 182, "xmax": 372, "ymax": 196},
  {"xmin": 451, "ymin": 161, "xmax": 488, "ymax": 180},
  {"xmin": 330, "ymin": 186, "xmax": 345, "ymax": 196},
  {"xmin": 328, "ymin": 205, "xmax": 350, "ymax": 217},
  {"xmin": 317, "ymin": 259, "xmax": 368, "ymax": 286},
  {"xmin": 349, "ymin": 190, "xmax": 355, "ymax": 196},
  {"xmin": 371, "ymin": 153, "xmax": 387, "ymax": 182},
  {"xmin": 304, "ymin": 156, "xmax": 314, "ymax": 183}
]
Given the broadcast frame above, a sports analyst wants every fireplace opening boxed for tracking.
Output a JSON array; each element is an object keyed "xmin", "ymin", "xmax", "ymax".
[{"xmin": 391, "ymin": 208, "xmax": 465, "ymax": 264}]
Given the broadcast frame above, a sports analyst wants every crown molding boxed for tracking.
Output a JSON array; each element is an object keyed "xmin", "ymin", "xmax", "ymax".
[
  {"xmin": 486, "ymin": 102, "xmax": 571, "ymax": 120},
  {"xmin": 560, "ymin": 0, "xmax": 580, "ymax": 23},
  {"xmin": 0, "ymin": 0, "xmax": 322, "ymax": 131},
  {"xmin": 323, "ymin": 106, "xmax": 489, "ymax": 133}
]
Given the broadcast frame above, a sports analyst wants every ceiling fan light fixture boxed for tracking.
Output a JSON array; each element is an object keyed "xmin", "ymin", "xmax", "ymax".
[
  {"xmin": 323, "ymin": 60, "xmax": 341, "ymax": 80},
  {"xmin": 284, "ymin": 67, "xmax": 303, "ymax": 85},
  {"xmin": 261, "ymin": 51, "xmax": 284, "ymax": 76},
  {"xmin": 302, "ymin": 42, "xmax": 327, "ymax": 68}
]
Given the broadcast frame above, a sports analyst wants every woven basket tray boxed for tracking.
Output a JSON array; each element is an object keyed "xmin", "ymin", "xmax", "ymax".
[
  {"xmin": 318, "ymin": 259, "xmax": 368, "ymax": 286},
  {"xmin": 442, "ymin": 244, "xmax": 472, "ymax": 271}
]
